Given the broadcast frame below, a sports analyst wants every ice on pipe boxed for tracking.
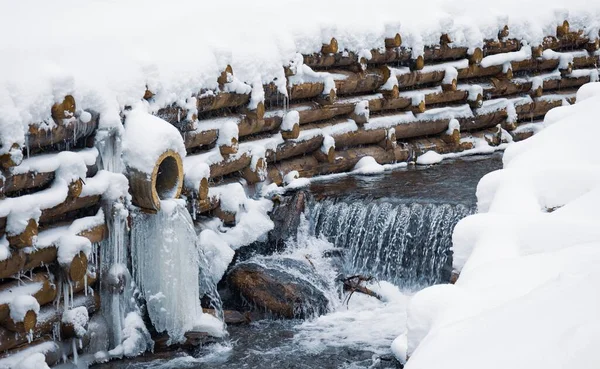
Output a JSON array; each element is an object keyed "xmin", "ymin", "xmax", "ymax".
[{"xmin": 131, "ymin": 200, "xmax": 225, "ymax": 343}]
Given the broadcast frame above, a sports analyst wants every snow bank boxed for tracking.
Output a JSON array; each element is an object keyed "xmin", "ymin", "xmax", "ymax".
[
  {"xmin": 353, "ymin": 156, "xmax": 385, "ymax": 174},
  {"xmin": 401, "ymin": 82, "xmax": 600, "ymax": 369},
  {"xmin": 416, "ymin": 151, "xmax": 443, "ymax": 165},
  {"xmin": 2, "ymin": 0, "xmax": 599, "ymax": 156}
]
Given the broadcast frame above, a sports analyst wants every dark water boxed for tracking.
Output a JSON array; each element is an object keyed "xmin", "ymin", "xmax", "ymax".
[{"xmin": 94, "ymin": 154, "xmax": 503, "ymax": 369}]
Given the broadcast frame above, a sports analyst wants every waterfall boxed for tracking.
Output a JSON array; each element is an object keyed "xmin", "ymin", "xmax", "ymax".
[
  {"xmin": 309, "ymin": 198, "xmax": 473, "ymax": 290},
  {"xmin": 130, "ymin": 200, "xmax": 225, "ymax": 344}
]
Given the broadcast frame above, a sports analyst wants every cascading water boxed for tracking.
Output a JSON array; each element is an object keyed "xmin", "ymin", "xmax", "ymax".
[
  {"xmin": 309, "ymin": 198, "xmax": 473, "ymax": 290},
  {"xmin": 130, "ymin": 200, "xmax": 225, "ymax": 343}
]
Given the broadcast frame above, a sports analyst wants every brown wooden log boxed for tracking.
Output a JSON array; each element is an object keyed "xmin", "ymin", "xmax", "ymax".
[
  {"xmin": 6, "ymin": 218, "xmax": 38, "ymax": 249},
  {"xmin": 408, "ymin": 137, "xmax": 461, "ymax": 156},
  {"xmin": 0, "ymin": 273, "xmax": 57, "ymax": 326},
  {"xmin": 182, "ymin": 128, "xmax": 218, "ymax": 150},
  {"xmin": 331, "ymin": 68, "xmax": 390, "ymax": 96},
  {"xmin": 157, "ymin": 105, "xmax": 197, "ymax": 132},
  {"xmin": 423, "ymin": 45, "xmax": 469, "ymax": 62},
  {"xmin": 51, "ymin": 95, "xmax": 76, "ymax": 122},
  {"xmin": 213, "ymin": 205, "xmax": 236, "ymax": 226},
  {"xmin": 411, "ymin": 55, "xmax": 425, "ymax": 71},
  {"xmin": 2, "ymin": 310, "xmax": 37, "ymax": 333},
  {"xmin": 127, "ymin": 149, "xmax": 184, "ymax": 212},
  {"xmin": 457, "ymin": 64, "xmax": 505, "ymax": 80},
  {"xmin": 0, "ymin": 144, "xmax": 23, "ymax": 170},
  {"xmin": 378, "ymin": 128, "xmax": 397, "ymax": 151},
  {"xmin": 303, "ymin": 51, "xmax": 359, "ymax": 69},
  {"xmin": 217, "ymin": 65, "xmax": 234, "ymax": 88},
  {"xmin": 281, "ymin": 123, "xmax": 300, "ymax": 140},
  {"xmin": 265, "ymin": 135, "xmax": 324, "ymax": 163},
  {"xmin": 195, "ymin": 196, "xmax": 220, "ymax": 214},
  {"xmin": 483, "ymin": 38, "xmax": 521, "ymax": 56},
  {"xmin": 0, "ymin": 222, "xmax": 107, "ymax": 280},
  {"xmin": 27, "ymin": 112, "xmax": 98, "ymax": 153},
  {"xmin": 209, "ymin": 153, "xmax": 252, "ymax": 179},
  {"xmin": 321, "ymin": 38, "xmax": 338, "ymax": 54},
  {"xmin": 396, "ymin": 68, "xmax": 446, "ymax": 89},
  {"xmin": 196, "ymin": 92, "xmax": 250, "ymax": 114},
  {"xmin": 459, "ymin": 108, "xmax": 508, "ymax": 132},
  {"xmin": 544, "ymin": 74, "xmax": 590, "ymax": 91},
  {"xmin": 288, "ymin": 82, "xmax": 328, "ymax": 101},
  {"xmin": 483, "ymin": 78, "xmax": 534, "ymax": 99},
  {"xmin": 219, "ymin": 137, "xmax": 239, "ymax": 158},
  {"xmin": 422, "ymin": 88, "xmax": 469, "ymax": 106},
  {"xmin": 556, "ymin": 20, "xmax": 570, "ymax": 39},
  {"xmin": 1, "ymin": 171, "xmax": 54, "ymax": 196},
  {"xmin": 267, "ymin": 145, "xmax": 409, "ymax": 181},
  {"xmin": 498, "ymin": 25, "xmax": 510, "ymax": 40},
  {"xmin": 38, "ymin": 195, "xmax": 101, "ymax": 225},
  {"xmin": 385, "ymin": 34, "xmax": 402, "ymax": 49},
  {"xmin": 517, "ymin": 95, "xmax": 568, "ymax": 121},
  {"xmin": 0, "ymin": 293, "xmax": 99, "ymax": 352},
  {"xmin": 241, "ymin": 157, "xmax": 267, "ymax": 184}
]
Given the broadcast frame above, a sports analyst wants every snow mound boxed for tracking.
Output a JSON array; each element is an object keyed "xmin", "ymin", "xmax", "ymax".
[
  {"xmin": 416, "ymin": 151, "xmax": 443, "ymax": 165},
  {"xmin": 353, "ymin": 156, "xmax": 385, "ymax": 174},
  {"xmin": 401, "ymin": 82, "xmax": 600, "ymax": 369}
]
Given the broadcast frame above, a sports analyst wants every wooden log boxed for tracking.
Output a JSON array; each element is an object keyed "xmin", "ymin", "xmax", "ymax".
[
  {"xmin": 424, "ymin": 88, "xmax": 468, "ymax": 106},
  {"xmin": 543, "ymin": 74, "xmax": 591, "ymax": 91},
  {"xmin": 213, "ymin": 204, "xmax": 236, "ymax": 226},
  {"xmin": 127, "ymin": 149, "xmax": 184, "ymax": 212},
  {"xmin": 457, "ymin": 64, "xmax": 505, "ymax": 80},
  {"xmin": 265, "ymin": 135, "xmax": 324, "ymax": 163},
  {"xmin": 332, "ymin": 68, "xmax": 390, "ymax": 96},
  {"xmin": 469, "ymin": 127, "xmax": 503, "ymax": 146},
  {"xmin": 195, "ymin": 196, "xmax": 220, "ymax": 214},
  {"xmin": 281, "ymin": 123, "xmax": 300, "ymax": 140},
  {"xmin": 411, "ymin": 55, "xmax": 425, "ymax": 71},
  {"xmin": 408, "ymin": 137, "xmax": 461, "ymax": 156},
  {"xmin": 556, "ymin": 20, "xmax": 570, "ymax": 39},
  {"xmin": 0, "ymin": 222, "xmax": 107, "ymax": 280},
  {"xmin": 0, "ymin": 144, "xmax": 23, "ymax": 170},
  {"xmin": 51, "ymin": 95, "xmax": 76, "ymax": 122},
  {"xmin": 498, "ymin": 25, "xmax": 510, "ymax": 40},
  {"xmin": 517, "ymin": 95, "xmax": 568, "ymax": 121},
  {"xmin": 459, "ymin": 108, "xmax": 508, "ymax": 132},
  {"xmin": 219, "ymin": 137, "xmax": 239, "ymax": 158},
  {"xmin": 38, "ymin": 195, "xmax": 101, "ymax": 225},
  {"xmin": 484, "ymin": 38, "xmax": 521, "ymax": 56},
  {"xmin": 182, "ymin": 128, "xmax": 218, "ymax": 150},
  {"xmin": 423, "ymin": 45, "xmax": 469, "ymax": 62},
  {"xmin": 396, "ymin": 68, "xmax": 446, "ymax": 89},
  {"xmin": 241, "ymin": 157, "xmax": 267, "ymax": 184},
  {"xmin": 196, "ymin": 92, "xmax": 250, "ymax": 114},
  {"xmin": 6, "ymin": 218, "xmax": 38, "ymax": 250},
  {"xmin": 303, "ymin": 51, "xmax": 359, "ymax": 69},
  {"xmin": 209, "ymin": 153, "xmax": 251, "ymax": 179},
  {"xmin": 321, "ymin": 38, "xmax": 338, "ymax": 54},
  {"xmin": 0, "ymin": 273, "xmax": 57, "ymax": 328},
  {"xmin": 27, "ymin": 113, "xmax": 98, "ymax": 153},
  {"xmin": 385, "ymin": 34, "xmax": 402, "ymax": 49},
  {"xmin": 483, "ymin": 77, "xmax": 533, "ymax": 99},
  {"xmin": 0, "ymin": 293, "xmax": 99, "ymax": 352}
]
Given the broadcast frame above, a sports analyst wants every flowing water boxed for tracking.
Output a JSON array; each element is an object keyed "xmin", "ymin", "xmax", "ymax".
[{"xmin": 94, "ymin": 153, "xmax": 503, "ymax": 369}]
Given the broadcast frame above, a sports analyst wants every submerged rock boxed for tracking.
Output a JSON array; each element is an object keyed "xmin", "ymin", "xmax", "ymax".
[{"xmin": 226, "ymin": 259, "xmax": 330, "ymax": 319}]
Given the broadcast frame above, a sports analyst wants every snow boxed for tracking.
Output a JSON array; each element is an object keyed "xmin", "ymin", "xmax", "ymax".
[
  {"xmin": 122, "ymin": 105, "xmax": 186, "ymax": 174},
  {"xmin": 9, "ymin": 295, "xmax": 40, "ymax": 323},
  {"xmin": 281, "ymin": 110, "xmax": 300, "ymax": 132},
  {"xmin": 108, "ymin": 312, "xmax": 154, "ymax": 358},
  {"xmin": 183, "ymin": 161, "xmax": 210, "ymax": 194},
  {"xmin": 416, "ymin": 151, "xmax": 444, "ymax": 165},
  {"xmin": 199, "ymin": 229, "xmax": 235, "ymax": 285},
  {"xmin": 216, "ymin": 119, "xmax": 239, "ymax": 146},
  {"xmin": 11, "ymin": 148, "xmax": 97, "ymax": 176},
  {"xmin": 0, "ymin": 341, "xmax": 57, "ymax": 369},
  {"xmin": 400, "ymin": 82, "xmax": 600, "ymax": 368},
  {"xmin": 1, "ymin": 0, "xmax": 598, "ymax": 155},
  {"xmin": 198, "ymin": 184, "xmax": 274, "ymax": 250},
  {"xmin": 480, "ymin": 45, "xmax": 532, "ymax": 68},
  {"xmin": 353, "ymin": 156, "xmax": 385, "ymax": 175},
  {"xmin": 62, "ymin": 306, "xmax": 89, "ymax": 337}
]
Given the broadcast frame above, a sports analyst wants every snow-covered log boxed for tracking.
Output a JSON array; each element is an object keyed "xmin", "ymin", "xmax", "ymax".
[
  {"xmin": 333, "ymin": 67, "xmax": 390, "ymax": 96},
  {"xmin": 27, "ymin": 113, "xmax": 98, "ymax": 154},
  {"xmin": 0, "ymin": 274, "xmax": 56, "ymax": 333},
  {"xmin": 241, "ymin": 156, "xmax": 267, "ymax": 184},
  {"xmin": 0, "ymin": 293, "xmax": 98, "ymax": 352},
  {"xmin": 196, "ymin": 92, "xmax": 251, "ymax": 114},
  {"xmin": 6, "ymin": 218, "xmax": 38, "ymax": 249},
  {"xmin": 265, "ymin": 135, "xmax": 324, "ymax": 163},
  {"xmin": 127, "ymin": 149, "xmax": 184, "ymax": 212},
  {"xmin": 321, "ymin": 38, "xmax": 338, "ymax": 54}
]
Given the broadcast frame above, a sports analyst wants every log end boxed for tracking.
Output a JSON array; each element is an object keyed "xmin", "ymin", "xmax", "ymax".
[
  {"xmin": 321, "ymin": 38, "xmax": 339, "ymax": 54},
  {"xmin": 218, "ymin": 65, "xmax": 234, "ymax": 87},
  {"xmin": 411, "ymin": 55, "xmax": 425, "ymax": 71},
  {"xmin": 199, "ymin": 177, "xmax": 209, "ymax": 201},
  {"xmin": 67, "ymin": 178, "xmax": 84, "ymax": 200},
  {"xmin": 468, "ymin": 93, "xmax": 484, "ymax": 109},
  {"xmin": 143, "ymin": 89, "xmax": 155, "ymax": 100},
  {"xmin": 281, "ymin": 124, "xmax": 300, "ymax": 140},
  {"xmin": 214, "ymin": 206, "xmax": 236, "ymax": 227},
  {"xmin": 469, "ymin": 47, "xmax": 483, "ymax": 65},
  {"xmin": 0, "ymin": 144, "xmax": 23, "ymax": 170},
  {"xmin": 412, "ymin": 101, "xmax": 426, "ymax": 114},
  {"xmin": 440, "ymin": 33, "xmax": 452, "ymax": 45},
  {"xmin": 531, "ymin": 86, "xmax": 543, "ymax": 98},
  {"xmin": 219, "ymin": 137, "xmax": 239, "ymax": 158},
  {"xmin": 532, "ymin": 45, "xmax": 544, "ymax": 58},
  {"xmin": 385, "ymin": 33, "xmax": 402, "ymax": 49},
  {"xmin": 7, "ymin": 219, "xmax": 38, "ymax": 249},
  {"xmin": 498, "ymin": 25, "xmax": 510, "ymax": 39},
  {"xmin": 441, "ymin": 79, "xmax": 458, "ymax": 92},
  {"xmin": 242, "ymin": 157, "xmax": 267, "ymax": 184},
  {"xmin": 51, "ymin": 95, "xmax": 76, "ymax": 122},
  {"xmin": 585, "ymin": 38, "xmax": 600, "ymax": 52},
  {"xmin": 69, "ymin": 251, "xmax": 88, "ymax": 282},
  {"xmin": 381, "ymin": 85, "xmax": 400, "ymax": 100},
  {"xmin": 556, "ymin": 20, "xmax": 570, "ymax": 38}
]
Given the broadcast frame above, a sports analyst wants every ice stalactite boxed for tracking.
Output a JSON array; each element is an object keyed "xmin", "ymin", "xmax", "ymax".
[
  {"xmin": 131, "ymin": 199, "xmax": 225, "ymax": 344},
  {"xmin": 95, "ymin": 129, "xmax": 153, "ymax": 357}
]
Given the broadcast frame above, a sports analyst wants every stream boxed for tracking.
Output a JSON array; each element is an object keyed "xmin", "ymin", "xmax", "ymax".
[{"xmin": 95, "ymin": 153, "xmax": 503, "ymax": 369}]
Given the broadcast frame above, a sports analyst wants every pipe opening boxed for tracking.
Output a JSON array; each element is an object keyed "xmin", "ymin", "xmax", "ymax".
[{"xmin": 155, "ymin": 155, "xmax": 181, "ymax": 200}]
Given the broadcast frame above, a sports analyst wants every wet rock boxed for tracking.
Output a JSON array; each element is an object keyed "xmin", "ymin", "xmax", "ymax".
[{"xmin": 226, "ymin": 259, "xmax": 330, "ymax": 319}]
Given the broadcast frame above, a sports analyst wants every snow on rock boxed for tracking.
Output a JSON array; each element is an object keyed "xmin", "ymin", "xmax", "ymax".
[
  {"xmin": 199, "ymin": 184, "xmax": 274, "ymax": 250},
  {"xmin": 199, "ymin": 229, "xmax": 235, "ymax": 285},
  {"xmin": 62, "ymin": 306, "xmax": 89, "ymax": 337},
  {"xmin": 401, "ymin": 82, "xmax": 600, "ymax": 369},
  {"xmin": 416, "ymin": 151, "xmax": 443, "ymax": 165},
  {"xmin": 9, "ymin": 295, "xmax": 40, "ymax": 323},
  {"xmin": 123, "ymin": 106, "xmax": 186, "ymax": 174},
  {"xmin": 353, "ymin": 156, "xmax": 385, "ymax": 175}
]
